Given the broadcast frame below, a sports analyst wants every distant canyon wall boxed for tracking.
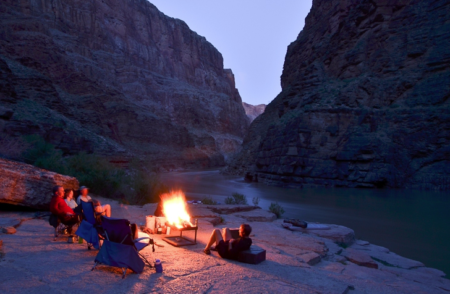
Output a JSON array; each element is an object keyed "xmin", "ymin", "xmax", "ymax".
[
  {"xmin": 242, "ymin": 102, "xmax": 266, "ymax": 123},
  {"xmin": 226, "ymin": 0, "xmax": 450, "ymax": 190},
  {"xmin": 0, "ymin": 0, "xmax": 249, "ymax": 169}
]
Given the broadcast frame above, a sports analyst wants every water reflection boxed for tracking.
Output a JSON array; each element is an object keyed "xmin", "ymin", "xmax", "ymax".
[{"xmin": 160, "ymin": 170, "xmax": 450, "ymax": 276}]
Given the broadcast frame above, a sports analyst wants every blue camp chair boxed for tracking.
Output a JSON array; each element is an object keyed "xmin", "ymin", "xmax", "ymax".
[
  {"xmin": 92, "ymin": 216, "xmax": 155, "ymax": 278},
  {"xmin": 75, "ymin": 201, "xmax": 104, "ymax": 250}
]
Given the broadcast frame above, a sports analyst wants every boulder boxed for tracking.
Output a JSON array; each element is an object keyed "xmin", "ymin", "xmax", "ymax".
[
  {"xmin": 296, "ymin": 224, "xmax": 355, "ymax": 246},
  {"xmin": 0, "ymin": 217, "xmax": 21, "ymax": 229},
  {"xmin": 297, "ymin": 252, "xmax": 321, "ymax": 266},
  {"xmin": 356, "ymin": 240, "xmax": 370, "ymax": 246},
  {"xmin": 370, "ymin": 251, "xmax": 424, "ymax": 270},
  {"xmin": 349, "ymin": 242, "xmax": 423, "ymax": 269},
  {"xmin": 0, "ymin": 158, "xmax": 79, "ymax": 209},
  {"xmin": 342, "ymin": 248, "xmax": 378, "ymax": 269},
  {"xmin": 2, "ymin": 227, "xmax": 16, "ymax": 234}
]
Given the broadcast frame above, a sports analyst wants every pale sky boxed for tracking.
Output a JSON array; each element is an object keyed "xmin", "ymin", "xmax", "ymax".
[{"xmin": 149, "ymin": 0, "xmax": 313, "ymax": 106}]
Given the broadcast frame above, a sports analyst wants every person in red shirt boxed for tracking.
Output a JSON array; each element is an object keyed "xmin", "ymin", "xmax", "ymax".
[{"xmin": 50, "ymin": 185, "xmax": 80, "ymax": 233}]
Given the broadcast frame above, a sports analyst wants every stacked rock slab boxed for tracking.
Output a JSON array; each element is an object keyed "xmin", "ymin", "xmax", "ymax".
[
  {"xmin": 227, "ymin": 0, "xmax": 450, "ymax": 190},
  {"xmin": 0, "ymin": 0, "xmax": 249, "ymax": 169},
  {"xmin": 0, "ymin": 158, "xmax": 79, "ymax": 209}
]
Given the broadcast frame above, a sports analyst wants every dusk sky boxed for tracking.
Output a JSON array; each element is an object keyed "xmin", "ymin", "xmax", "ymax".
[{"xmin": 149, "ymin": 0, "xmax": 313, "ymax": 106}]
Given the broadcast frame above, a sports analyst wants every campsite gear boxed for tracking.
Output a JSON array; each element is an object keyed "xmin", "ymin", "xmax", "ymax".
[
  {"xmin": 157, "ymin": 227, "xmax": 162, "ymax": 234},
  {"xmin": 146, "ymin": 215, "xmax": 156, "ymax": 230},
  {"xmin": 141, "ymin": 226, "xmax": 153, "ymax": 234},
  {"xmin": 92, "ymin": 216, "xmax": 155, "ymax": 279},
  {"xmin": 78, "ymin": 237, "xmax": 84, "ymax": 244},
  {"xmin": 68, "ymin": 235, "xmax": 75, "ymax": 243},
  {"xmin": 283, "ymin": 219, "xmax": 308, "ymax": 228},
  {"xmin": 49, "ymin": 214, "xmax": 75, "ymax": 241},
  {"xmin": 282, "ymin": 222, "xmax": 330, "ymax": 231},
  {"xmin": 155, "ymin": 259, "xmax": 163, "ymax": 273},
  {"xmin": 75, "ymin": 201, "xmax": 105, "ymax": 250},
  {"xmin": 163, "ymin": 219, "xmax": 198, "ymax": 247},
  {"xmin": 155, "ymin": 217, "xmax": 166, "ymax": 228},
  {"xmin": 238, "ymin": 245, "xmax": 266, "ymax": 264},
  {"xmin": 166, "ymin": 227, "xmax": 171, "ymax": 235}
]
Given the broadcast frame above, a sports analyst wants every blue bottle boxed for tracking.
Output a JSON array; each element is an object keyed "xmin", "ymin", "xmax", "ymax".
[{"xmin": 155, "ymin": 259, "xmax": 163, "ymax": 273}]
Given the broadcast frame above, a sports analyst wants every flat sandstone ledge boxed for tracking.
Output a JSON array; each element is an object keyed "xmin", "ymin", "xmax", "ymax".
[{"xmin": 0, "ymin": 200, "xmax": 449, "ymax": 293}]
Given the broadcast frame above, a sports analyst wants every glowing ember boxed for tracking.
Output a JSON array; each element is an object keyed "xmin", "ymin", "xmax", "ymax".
[{"xmin": 161, "ymin": 190, "xmax": 193, "ymax": 229}]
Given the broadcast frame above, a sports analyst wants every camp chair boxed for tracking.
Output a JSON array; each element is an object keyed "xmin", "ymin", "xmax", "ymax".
[
  {"xmin": 75, "ymin": 201, "xmax": 104, "ymax": 250},
  {"xmin": 92, "ymin": 216, "xmax": 155, "ymax": 279},
  {"xmin": 49, "ymin": 214, "xmax": 65, "ymax": 240},
  {"xmin": 49, "ymin": 213, "xmax": 79, "ymax": 241}
]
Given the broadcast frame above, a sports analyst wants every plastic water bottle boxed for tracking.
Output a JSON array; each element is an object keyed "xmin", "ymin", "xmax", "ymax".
[{"xmin": 155, "ymin": 259, "xmax": 163, "ymax": 273}]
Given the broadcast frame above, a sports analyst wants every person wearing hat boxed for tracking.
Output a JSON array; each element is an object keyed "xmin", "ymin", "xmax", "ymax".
[
  {"xmin": 76, "ymin": 186, "xmax": 92, "ymax": 205},
  {"xmin": 77, "ymin": 186, "xmax": 112, "ymax": 217}
]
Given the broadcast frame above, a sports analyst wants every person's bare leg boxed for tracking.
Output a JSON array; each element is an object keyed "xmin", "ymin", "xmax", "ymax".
[
  {"xmin": 205, "ymin": 229, "xmax": 223, "ymax": 250},
  {"xmin": 222, "ymin": 227, "xmax": 232, "ymax": 241},
  {"xmin": 103, "ymin": 204, "xmax": 111, "ymax": 217}
]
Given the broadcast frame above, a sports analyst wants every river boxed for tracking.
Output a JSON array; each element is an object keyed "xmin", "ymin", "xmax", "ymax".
[{"xmin": 160, "ymin": 169, "xmax": 450, "ymax": 276}]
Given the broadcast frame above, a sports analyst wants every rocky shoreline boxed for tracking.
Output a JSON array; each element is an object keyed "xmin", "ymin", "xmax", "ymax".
[{"xmin": 1, "ymin": 199, "xmax": 448, "ymax": 293}]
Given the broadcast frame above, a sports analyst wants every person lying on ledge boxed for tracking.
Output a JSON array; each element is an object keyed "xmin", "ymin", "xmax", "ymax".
[{"xmin": 204, "ymin": 224, "xmax": 252, "ymax": 260}]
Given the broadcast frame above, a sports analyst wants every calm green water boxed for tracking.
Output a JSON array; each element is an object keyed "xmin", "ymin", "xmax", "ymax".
[{"xmin": 160, "ymin": 170, "xmax": 450, "ymax": 276}]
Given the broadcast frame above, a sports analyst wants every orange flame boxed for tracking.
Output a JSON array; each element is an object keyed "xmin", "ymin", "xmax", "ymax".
[{"xmin": 161, "ymin": 190, "xmax": 193, "ymax": 229}]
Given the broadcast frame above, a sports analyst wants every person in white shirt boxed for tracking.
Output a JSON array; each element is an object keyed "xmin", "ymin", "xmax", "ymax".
[
  {"xmin": 76, "ymin": 186, "xmax": 92, "ymax": 205},
  {"xmin": 78, "ymin": 186, "xmax": 112, "ymax": 217},
  {"xmin": 64, "ymin": 189, "xmax": 78, "ymax": 209}
]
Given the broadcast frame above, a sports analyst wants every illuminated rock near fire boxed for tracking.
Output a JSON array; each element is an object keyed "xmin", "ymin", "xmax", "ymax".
[
  {"xmin": 0, "ymin": 158, "xmax": 79, "ymax": 209},
  {"xmin": 0, "ymin": 0, "xmax": 249, "ymax": 168},
  {"xmin": 226, "ymin": 0, "xmax": 450, "ymax": 190}
]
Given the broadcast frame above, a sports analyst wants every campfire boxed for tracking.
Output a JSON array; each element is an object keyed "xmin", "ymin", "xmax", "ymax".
[
  {"xmin": 161, "ymin": 190, "xmax": 194, "ymax": 229},
  {"xmin": 160, "ymin": 190, "xmax": 198, "ymax": 247}
]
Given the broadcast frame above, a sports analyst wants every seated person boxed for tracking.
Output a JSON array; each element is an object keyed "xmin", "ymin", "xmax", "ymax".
[
  {"xmin": 92, "ymin": 199, "xmax": 111, "ymax": 218},
  {"xmin": 76, "ymin": 186, "xmax": 92, "ymax": 205},
  {"xmin": 64, "ymin": 189, "xmax": 78, "ymax": 209},
  {"xmin": 204, "ymin": 224, "xmax": 252, "ymax": 260},
  {"xmin": 49, "ymin": 185, "xmax": 80, "ymax": 233}
]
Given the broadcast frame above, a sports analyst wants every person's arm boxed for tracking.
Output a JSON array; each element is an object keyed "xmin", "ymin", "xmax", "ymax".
[
  {"xmin": 228, "ymin": 238, "xmax": 251, "ymax": 256},
  {"xmin": 228, "ymin": 239, "xmax": 234, "ymax": 250}
]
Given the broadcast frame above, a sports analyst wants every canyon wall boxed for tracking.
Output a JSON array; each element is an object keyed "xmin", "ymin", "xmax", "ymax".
[
  {"xmin": 226, "ymin": 0, "xmax": 450, "ymax": 190},
  {"xmin": 0, "ymin": 0, "xmax": 249, "ymax": 169},
  {"xmin": 242, "ymin": 102, "xmax": 266, "ymax": 123}
]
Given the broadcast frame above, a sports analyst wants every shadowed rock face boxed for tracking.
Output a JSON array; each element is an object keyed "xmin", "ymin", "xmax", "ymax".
[
  {"xmin": 242, "ymin": 102, "xmax": 266, "ymax": 123},
  {"xmin": 0, "ymin": 0, "xmax": 249, "ymax": 169},
  {"xmin": 226, "ymin": 0, "xmax": 450, "ymax": 190}
]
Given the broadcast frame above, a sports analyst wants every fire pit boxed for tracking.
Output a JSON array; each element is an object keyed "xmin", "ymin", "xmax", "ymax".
[
  {"xmin": 163, "ymin": 219, "xmax": 198, "ymax": 247},
  {"xmin": 159, "ymin": 190, "xmax": 199, "ymax": 247}
]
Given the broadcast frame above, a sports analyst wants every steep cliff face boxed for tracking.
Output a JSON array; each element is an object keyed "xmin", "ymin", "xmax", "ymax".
[
  {"xmin": 242, "ymin": 102, "xmax": 266, "ymax": 123},
  {"xmin": 227, "ymin": 0, "xmax": 450, "ymax": 190},
  {"xmin": 0, "ymin": 0, "xmax": 249, "ymax": 168}
]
